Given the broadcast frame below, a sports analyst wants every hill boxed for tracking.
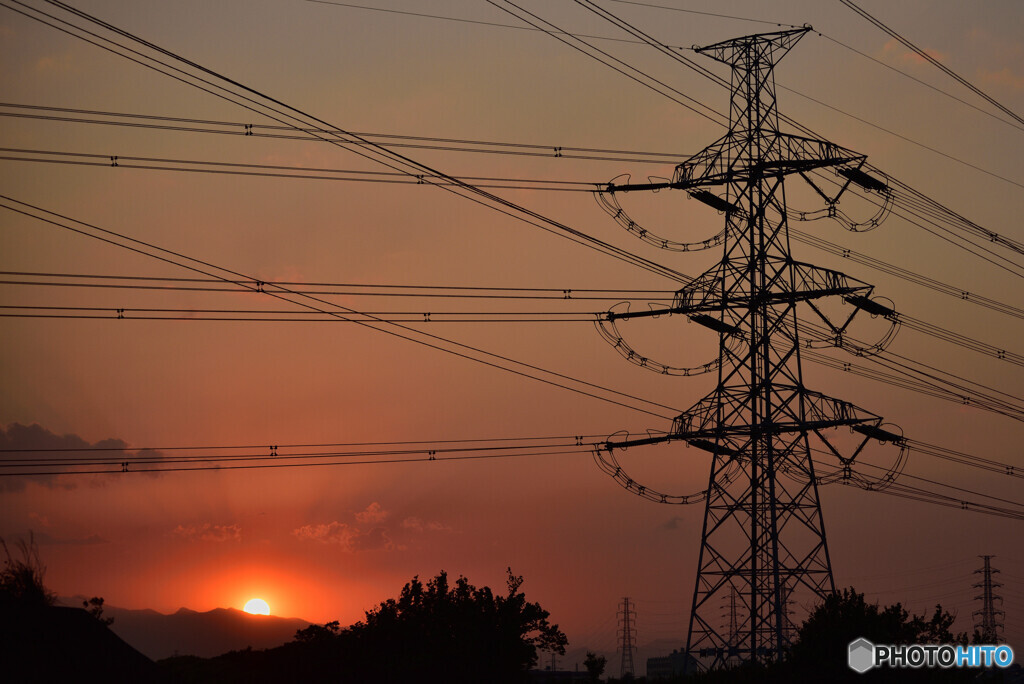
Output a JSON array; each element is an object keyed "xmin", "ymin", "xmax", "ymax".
[
  {"xmin": 2, "ymin": 605, "xmax": 168, "ymax": 682},
  {"xmin": 61, "ymin": 597, "xmax": 310, "ymax": 660}
]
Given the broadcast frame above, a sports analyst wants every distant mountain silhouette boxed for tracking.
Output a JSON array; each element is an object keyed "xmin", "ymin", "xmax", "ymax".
[{"xmin": 61, "ymin": 597, "xmax": 310, "ymax": 660}]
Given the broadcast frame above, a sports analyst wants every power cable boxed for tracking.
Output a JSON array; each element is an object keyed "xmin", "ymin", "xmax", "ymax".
[
  {"xmin": 0, "ymin": 194, "xmax": 680, "ymax": 419},
  {"xmin": 0, "ymin": 271, "xmax": 675, "ymax": 300},
  {"xmin": 571, "ymin": 0, "xmax": 1024, "ymax": 191},
  {"xmin": 302, "ymin": 0, "xmax": 672, "ymax": 47},
  {"xmin": 0, "ymin": 102, "xmax": 692, "ymax": 165},
  {"xmin": 837, "ymin": 0, "xmax": 1024, "ymax": 127},
  {"xmin": 484, "ymin": 0, "xmax": 725, "ymax": 127},
  {"xmin": 0, "ymin": 146, "xmax": 604, "ymax": 193},
  {"xmin": 2, "ymin": 0, "xmax": 689, "ymax": 285},
  {"xmin": 818, "ymin": 33, "xmax": 1024, "ymax": 134}
]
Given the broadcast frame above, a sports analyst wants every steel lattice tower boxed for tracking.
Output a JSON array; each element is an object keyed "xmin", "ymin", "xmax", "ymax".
[
  {"xmin": 722, "ymin": 586, "xmax": 740, "ymax": 665},
  {"xmin": 973, "ymin": 555, "xmax": 1004, "ymax": 643},
  {"xmin": 594, "ymin": 26, "xmax": 900, "ymax": 670},
  {"xmin": 618, "ymin": 597, "xmax": 637, "ymax": 678}
]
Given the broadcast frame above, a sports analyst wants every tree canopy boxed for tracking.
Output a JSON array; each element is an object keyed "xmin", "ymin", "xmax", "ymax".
[
  {"xmin": 778, "ymin": 587, "xmax": 970, "ymax": 683},
  {"xmin": 356, "ymin": 568, "xmax": 566, "ymax": 682}
]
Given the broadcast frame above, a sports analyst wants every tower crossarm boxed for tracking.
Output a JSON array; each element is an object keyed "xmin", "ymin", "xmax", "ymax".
[
  {"xmin": 670, "ymin": 387, "xmax": 883, "ymax": 443},
  {"xmin": 603, "ymin": 135, "xmax": 865, "ymax": 194},
  {"xmin": 605, "ymin": 389, "xmax": 886, "ymax": 453},
  {"xmin": 605, "ymin": 262, "xmax": 874, "ymax": 322},
  {"xmin": 671, "ymin": 134, "xmax": 865, "ymax": 190}
]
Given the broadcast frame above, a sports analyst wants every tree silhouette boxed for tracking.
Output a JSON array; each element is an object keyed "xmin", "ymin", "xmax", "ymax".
[
  {"xmin": 779, "ymin": 587, "xmax": 970, "ymax": 683},
  {"xmin": 164, "ymin": 569, "xmax": 566, "ymax": 682},
  {"xmin": 83, "ymin": 596, "xmax": 114, "ymax": 626},
  {"xmin": 340, "ymin": 567, "xmax": 567, "ymax": 683},
  {"xmin": 584, "ymin": 650, "xmax": 607, "ymax": 682}
]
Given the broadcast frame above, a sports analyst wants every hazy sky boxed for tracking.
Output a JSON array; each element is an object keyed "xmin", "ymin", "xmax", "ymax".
[{"xmin": 1, "ymin": 0, "xmax": 1022, "ymax": 662}]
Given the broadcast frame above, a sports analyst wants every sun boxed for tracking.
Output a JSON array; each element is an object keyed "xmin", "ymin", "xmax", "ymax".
[{"xmin": 243, "ymin": 598, "xmax": 270, "ymax": 615}]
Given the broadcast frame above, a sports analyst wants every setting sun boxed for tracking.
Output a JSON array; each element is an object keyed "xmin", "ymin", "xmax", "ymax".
[{"xmin": 243, "ymin": 598, "xmax": 270, "ymax": 615}]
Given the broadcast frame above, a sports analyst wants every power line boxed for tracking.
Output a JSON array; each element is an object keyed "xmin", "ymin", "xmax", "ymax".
[
  {"xmin": 818, "ymin": 33, "xmax": 1024, "ymax": 134},
  {"xmin": 302, "ymin": 0, "xmax": 676, "ymax": 47},
  {"xmin": 837, "ymin": 0, "xmax": 1024, "ymax": 127},
  {"xmin": 789, "ymin": 228, "xmax": 1024, "ymax": 321},
  {"xmin": 0, "ymin": 306, "xmax": 602, "ymax": 324},
  {"xmin": 569, "ymin": 0, "xmax": 1024, "ymax": 191},
  {"xmin": 0, "ymin": 194, "xmax": 680, "ymax": 419},
  {"xmin": 0, "ymin": 432, "xmax": 608, "ymax": 454},
  {"xmin": 604, "ymin": 0, "xmax": 799, "ymax": 28},
  {"xmin": 0, "ymin": 271, "xmax": 675, "ymax": 301},
  {"xmin": 5, "ymin": 100, "xmax": 1019, "ymax": 267},
  {"xmin": 2, "ymin": 0, "xmax": 689, "ymax": 285},
  {"xmin": 520, "ymin": 0, "xmax": 1024, "ymax": 266},
  {"xmin": 0, "ymin": 102, "xmax": 692, "ymax": 165},
  {"xmin": 0, "ymin": 444, "xmax": 598, "ymax": 476},
  {"xmin": 0, "ymin": 146, "xmax": 605, "ymax": 193},
  {"xmin": 484, "ymin": 0, "xmax": 725, "ymax": 127}
]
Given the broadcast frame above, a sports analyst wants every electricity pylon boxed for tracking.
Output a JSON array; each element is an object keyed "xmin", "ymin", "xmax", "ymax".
[
  {"xmin": 618, "ymin": 597, "xmax": 637, "ymax": 678},
  {"xmin": 973, "ymin": 555, "xmax": 1004, "ymax": 643},
  {"xmin": 721, "ymin": 586, "xmax": 740, "ymax": 666},
  {"xmin": 593, "ymin": 26, "xmax": 901, "ymax": 669}
]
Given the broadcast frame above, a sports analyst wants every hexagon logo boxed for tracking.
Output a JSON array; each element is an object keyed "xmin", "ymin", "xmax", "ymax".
[{"xmin": 848, "ymin": 638, "xmax": 875, "ymax": 673}]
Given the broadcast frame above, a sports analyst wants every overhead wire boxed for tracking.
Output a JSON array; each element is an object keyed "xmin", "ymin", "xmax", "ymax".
[
  {"xmin": 0, "ymin": 146, "xmax": 606, "ymax": 193},
  {"xmin": 0, "ymin": 271, "xmax": 676, "ymax": 300},
  {"xmin": 836, "ymin": 0, "xmax": 1024, "ymax": 128},
  {"xmin": 0, "ymin": 194, "xmax": 680, "ymax": 420},
  {"xmin": 0, "ymin": 432, "xmax": 608, "ymax": 454},
  {"xmin": 3, "ymin": 1, "xmax": 1021, "ymax": 513},
  {"xmin": 2, "ymin": 105, "xmax": 1021, "ymax": 321},
  {"xmin": 1, "ymin": 0, "xmax": 689, "ymax": 286},
  {"xmin": 0, "ymin": 445, "xmax": 600, "ymax": 476},
  {"xmin": 818, "ymin": 33, "xmax": 1024, "ymax": 134},
  {"xmin": 484, "ymin": 0, "xmax": 725, "ymax": 127},
  {"xmin": 0, "ymin": 102, "xmax": 692, "ymax": 165},
  {"xmin": 301, "ymin": 0, "xmax": 674, "ymax": 47},
  {"xmin": 0, "ymin": 306, "xmax": 603, "ymax": 323},
  {"xmin": 604, "ymin": 0, "xmax": 800, "ymax": 28},
  {"xmin": 4, "ymin": 426, "xmax": 1021, "ymax": 523},
  {"xmin": 569, "ymin": 0, "xmax": 1024, "ymax": 248},
  {"xmin": 301, "ymin": 0, "xmax": 1024, "ymax": 187},
  {"xmin": 789, "ymin": 228, "xmax": 1024, "ymax": 321}
]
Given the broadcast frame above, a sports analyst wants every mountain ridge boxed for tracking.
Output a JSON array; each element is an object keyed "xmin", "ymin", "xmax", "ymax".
[{"xmin": 60, "ymin": 596, "xmax": 311, "ymax": 660}]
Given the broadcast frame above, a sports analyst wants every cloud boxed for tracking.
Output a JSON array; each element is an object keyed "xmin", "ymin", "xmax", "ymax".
[
  {"xmin": 348, "ymin": 526, "xmax": 393, "ymax": 552},
  {"xmin": 660, "ymin": 516, "xmax": 685, "ymax": 531},
  {"xmin": 354, "ymin": 502, "xmax": 388, "ymax": 524},
  {"xmin": 33, "ymin": 51, "xmax": 81, "ymax": 76},
  {"xmin": 292, "ymin": 521, "xmax": 394, "ymax": 551},
  {"xmin": 978, "ymin": 67, "xmax": 1024, "ymax": 92},
  {"xmin": 293, "ymin": 521, "xmax": 355, "ymax": 545},
  {"xmin": 401, "ymin": 516, "xmax": 452, "ymax": 533},
  {"xmin": 33, "ymin": 531, "xmax": 108, "ymax": 546},
  {"xmin": 28, "ymin": 512, "xmax": 51, "ymax": 528},
  {"xmin": 172, "ymin": 523, "xmax": 242, "ymax": 543},
  {"xmin": 0, "ymin": 422, "xmax": 170, "ymax": 492},
  {"xmin": 880, "ymin": 38, "xmax": 946, "ymax": 67},
  {"xmin": 295, "ymin": 505, "xmax": 447, "ymax": 552}
]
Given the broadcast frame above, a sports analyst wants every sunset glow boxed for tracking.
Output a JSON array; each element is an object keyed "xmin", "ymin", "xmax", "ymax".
[
  {"xmin": 1, "ymin": 0, "xmax": 1022, "ymax": 669},
  {"xmin": 243, "ymin": 598, "xmax": 270, "ymax": 616}
]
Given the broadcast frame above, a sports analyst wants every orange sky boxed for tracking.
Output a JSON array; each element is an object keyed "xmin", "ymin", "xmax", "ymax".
[{"xmin": 1, "ymin": 0, "xmax": 1023, "ymax": 658}]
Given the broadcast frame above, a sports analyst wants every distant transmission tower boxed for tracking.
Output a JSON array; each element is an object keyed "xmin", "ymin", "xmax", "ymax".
[
  {"xmin": 618, "ymin": 597, "xmax": 637, "ymax": 678},
  {"xmin": 781, "ymin": 581, "xmax": 797, "ymax": 643},
  {"xmin": 593, "ymin": 26, "xmax": 900, "ymax": 670},
  {"xmin": 973, "ymin": 555, "xmax": 1004, "ymax": 643},
  {"xmin": 722, "ymin": 587, "xmax": 740, "ymax": 664}
]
